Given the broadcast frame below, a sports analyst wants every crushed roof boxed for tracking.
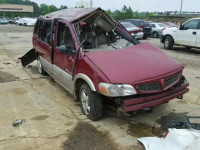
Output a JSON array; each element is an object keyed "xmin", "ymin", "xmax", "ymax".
[{"xmin": 42, "ymin": 8, "xmax": 101, "ymax": 23}]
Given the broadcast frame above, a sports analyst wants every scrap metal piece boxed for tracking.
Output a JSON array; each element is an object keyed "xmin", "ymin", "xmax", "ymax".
[
  {"xmin": 19, "ymin": 48, "xmax": 37, "ymax": 67},
  {"xmin": 12, "ymin": 119, "xmax": 25, "ymax": 127},
  {"xmin": 138, "ymin": 128, "xmax": 200, "ymax": 150}
]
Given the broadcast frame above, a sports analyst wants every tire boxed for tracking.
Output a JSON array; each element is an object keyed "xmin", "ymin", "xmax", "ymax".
[
  {"xmin": 37, "ymin": 57, "xmax": 46, "ymax": 75},
  {"xmin": 79, "ymin": 83, "xmax": 103, "ymax": 121},
  {"xmin": 164, "ymin": 36, "xmax": 174, "ymax": 50},
  {"xmin": 185, "ymin": 46, "xmax": 191, "ymax": 50},
  {"xmin": 143, "ymin": 36, "xmax": 147, "ymax": 39},
  {"xmin": 152, "ymin": 32, "xmax": 159, "ymax": 38}
]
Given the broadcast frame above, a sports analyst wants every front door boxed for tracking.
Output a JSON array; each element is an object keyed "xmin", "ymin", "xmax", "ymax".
[
  {"xmin": 176, "ymin": 19, "xmax": 199, "ymax": 47},
  {"xmin": 52, "ymin": 22, "xmax": 77, "ymax": 94},
  {"xmin": 195, "ymin": 21, "xmax": 200, "ymax": 47}
]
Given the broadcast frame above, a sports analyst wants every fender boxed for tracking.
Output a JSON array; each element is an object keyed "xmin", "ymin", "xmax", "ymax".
[{"xmin": 74, "ymin": 73, "xmax": 96, "ymax": 91}]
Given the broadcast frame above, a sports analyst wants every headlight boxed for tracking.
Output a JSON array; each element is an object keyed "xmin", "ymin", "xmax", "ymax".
[{"xmin": 98, "ymin": 83, "xmax": 137, "ymax": 97}]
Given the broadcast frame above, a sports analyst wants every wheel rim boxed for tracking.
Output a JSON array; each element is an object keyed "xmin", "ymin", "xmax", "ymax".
[
  {"xmin": 153, "ymin": 32, "xmax": 157, "ymax": 38},
  {"xmin": 37, "ymin": 59, "xmax": 42, "ymax": 74},
  {"xmin": 81, "ymin": 90, "xmax": 90, "ymax": 115},
  {"xmin": 165, "ymin": 39, "xmax": 169, "ymax": 47}
]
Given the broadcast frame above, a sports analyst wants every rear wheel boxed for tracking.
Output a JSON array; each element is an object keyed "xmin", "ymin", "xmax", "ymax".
[
  {"xmin": 185, "ymin": 46, "xmax": 191, "ymax": 50},
  {"xmin": 164, "ymin": 36, "xmax": 174, "ymax": 50},
  {"xmin": 37, "ymin": 57, "xmax": 46, "ymax": 75},
  {"xmin": 79, "ymin": 83, "xmax": 103, "ymax": 121},
  {"xmin": 143, "ymin": 36, "xmax": 147, "ymax": 39},
  {"xmin": 152, "ymin": 32, "xmax": 159, "ymax": 38}
]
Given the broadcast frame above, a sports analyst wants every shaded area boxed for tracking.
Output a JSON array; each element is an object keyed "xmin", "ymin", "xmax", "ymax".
[
  {"xmin": 128, "ymin": 122, "xmax": 163, "ymax": 138},
  {"xmin": 64, "ymin": 121, "xmax": 118, "ymax": 150},
  {"xmin": 168, "ymin": 47, "xmax": 200, "ymax": 55},
  {"xmin": 31, "ymin": 115, "xmax": 49, "ymax": 121},
  {"xmin": 28, "ymin": 66, "xmax": 39, "ymax": 74},
  {"xmin": 0, "ymin": 71, "xmax": 19, "ymax": 83},
  {"xmin": 157, "ymin": 113, "xmax": 200, "ymax": 131}
]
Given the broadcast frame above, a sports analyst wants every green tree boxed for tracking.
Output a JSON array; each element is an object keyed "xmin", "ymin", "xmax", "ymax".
[
  {"xmin": 105, "ymin": 9, "xmax": 112, "ymax": 17},
  {"xmin": 49, "ymin": 5, "xmax": 58, "ymax": 13},
  {"xmin": 40, "ymin": 3, "xmax": 50, "ymax": 15},
  {"xmin": 59, "ymin": 5, "xmax": 67, "ymax": 10}
]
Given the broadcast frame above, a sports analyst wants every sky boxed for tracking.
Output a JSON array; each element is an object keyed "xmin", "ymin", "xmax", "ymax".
[{"xmin": 30, "ymin": 0, "xmax": 200, "ymax": 12}]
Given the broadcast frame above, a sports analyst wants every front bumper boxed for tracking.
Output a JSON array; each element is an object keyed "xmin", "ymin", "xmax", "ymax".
[
  {"xmin": 120, "ymin": 79, "xmax": 189, "ymax": 112},
  {"xmin": 143, "ymin": 32, "xmax": 152, "ymax": 38},
  {"xmin": 134, "ymin": 32, "xmax": 144, "ymax": 39}
]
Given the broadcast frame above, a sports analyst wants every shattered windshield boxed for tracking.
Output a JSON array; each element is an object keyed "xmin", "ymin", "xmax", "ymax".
[{"xmin": 74, "ymin": 11, "xmax": 139, "ymax": 52}]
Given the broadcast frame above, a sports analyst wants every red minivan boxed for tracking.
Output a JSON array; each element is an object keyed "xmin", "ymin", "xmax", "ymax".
[{"xmin": 20, "ymin": 8, "xmax": 189, "ymax": 121}]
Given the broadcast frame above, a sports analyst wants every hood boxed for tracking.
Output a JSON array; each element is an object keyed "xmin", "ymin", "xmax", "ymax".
[
  {"xmin": 86, "ymin": 43, "xmax": 183, "ymax": 84},
  {"xmin": 164, "ymin": 27, "xmax": 178, "ymax": 32}
]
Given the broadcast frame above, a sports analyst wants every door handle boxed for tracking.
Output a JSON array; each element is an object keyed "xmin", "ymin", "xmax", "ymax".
[{"xmin": 193, "ymin": 32, "xmax": 197, "ymax": 35}]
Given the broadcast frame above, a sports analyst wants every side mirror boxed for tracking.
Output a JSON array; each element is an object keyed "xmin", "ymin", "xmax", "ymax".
[
  {"xmin": 58, "ymin": 45, "xmax": 75, "ymax": 54},
  {"xmin": 180, "ymin": 24, "xmax": 188, "ymax": 30},
  {"xmin": 179, "ymin": 24, "xmax": 184, "ymax": 30}
]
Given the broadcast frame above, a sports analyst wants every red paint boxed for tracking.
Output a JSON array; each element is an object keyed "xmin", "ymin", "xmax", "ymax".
[
  {"xmin": 33, "ymin": 8, "xmax": 189, "ymax": 112},
  {"xmin": 164, "ymin": 130, "xmax": 169, "ymax": 139},
  {"xmin": 86, "ymin": 42, "xmax": 183, "ymax": 84}
]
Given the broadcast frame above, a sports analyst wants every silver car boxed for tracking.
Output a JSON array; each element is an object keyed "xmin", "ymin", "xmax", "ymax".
[
  {"xmin": 120, "ymin": 22, "xmax": 144, "ymax": 39},
  {"xmin": 150, "ymin": 23, "xmax": 169, "ymax": 38}
]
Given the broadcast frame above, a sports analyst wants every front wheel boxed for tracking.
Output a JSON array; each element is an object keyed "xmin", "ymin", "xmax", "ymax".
[
  {"xmin": 164, "ymin": 36, "xmax": 174, "ymax": 50},
  {"xmin": 79, "ymin": 83, "xmax": 103, "ymax": 121},
  {"xmin": 143, "ymin": 36, "xmax": 147, "ymax": 39}
]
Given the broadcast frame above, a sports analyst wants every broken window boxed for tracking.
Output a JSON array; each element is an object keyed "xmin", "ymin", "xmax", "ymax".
[
  {"xmin": 57, "ymin": 22, "xmax": 75, "ymax": 49},
  {"xmin": 35, "ymin": 20, "xmax": 44, "ymax": 40},
  {"xmin": 74, "ymin": 10, "xmax": 139, "ymax": 52},
  {"xmin": 41, "ymin": 22, "xmax": 51, "ymax": 44}
]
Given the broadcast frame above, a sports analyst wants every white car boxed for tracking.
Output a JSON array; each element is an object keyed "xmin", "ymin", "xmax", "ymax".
[
  {"xmin": 161, "ymin": 18, "xmax": 200, "ymax": 50},
  {"xmin": 16, "ymin": 18, "xmax": 37, "ymax": 26},
  {"xmin": 150, "ymin": 23, "xmax": 169, "ymax": 38}
]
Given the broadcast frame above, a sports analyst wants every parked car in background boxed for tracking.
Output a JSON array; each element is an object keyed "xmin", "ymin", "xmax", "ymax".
[
  {"xmin": 0, "ymin": 19, "xmax": 8, "ymax": 25},
  {"xmin": 163, "ymin": 22, "xmax": 178, "ymax": 28},
  {"xmin": 122, "ymin": 19, "xmax": 152, "ymax": 39},
  {"xmin": 161, "ymin": 18, "xmax": 200, "ymax": 50},
  {"xmin": 120, "ymin": 21, "xmax": 144, "ymax": 39},
  {"xmin": 16, "ymin": 18, "xmax": 37, "ymax": 26},
  {"xmin": 7, "ymin": 18, "xmax": 18, "ymax": 24},
  {"xmin": 150, "ymin": 23, "xmax": 169, "ymax": 38}
]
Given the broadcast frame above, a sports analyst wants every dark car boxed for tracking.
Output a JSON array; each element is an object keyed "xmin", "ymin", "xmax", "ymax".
[
  {"xmin": 123, "ymin": 19, "xmax": 152, "ymax": 39},
  {"xmin": 20, "ymin": 8, "xmax": 189, "ymax": 121}
]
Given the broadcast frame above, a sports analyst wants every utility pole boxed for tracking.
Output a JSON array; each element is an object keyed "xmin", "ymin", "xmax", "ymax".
[
  {"xmin": 180, "ymin": 0, "xmax": 183, "ymax": 14},
  {"xmin": 90, "ymin": 0, "xmax": 93, "ymax": 8}
]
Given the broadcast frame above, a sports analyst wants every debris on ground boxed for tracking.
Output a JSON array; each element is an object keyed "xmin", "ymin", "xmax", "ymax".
[
  {"xmin": 2, "ymin": 62, "xmax": 11, "ymax": 65},
  {"xmin": 138, "ymin": 128, "xmax": 200, "ymax": 150},
  {"xmin": 158, "ymin": 113, "xmax": 200, "ymax": 131},
  {"xmin": 12, "ymin": 119, "xmax": 25, "ymax": 127}
]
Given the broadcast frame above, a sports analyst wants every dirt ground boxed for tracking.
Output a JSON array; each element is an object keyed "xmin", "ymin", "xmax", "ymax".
[{"xmin": 0, "ymin": 24, "xmax": 200, "ymax": 150}]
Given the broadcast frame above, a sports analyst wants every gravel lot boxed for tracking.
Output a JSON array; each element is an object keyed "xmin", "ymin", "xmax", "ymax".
[{"xmin": 0, "ymin": 24, "xmax": 200, "ymax": 150}]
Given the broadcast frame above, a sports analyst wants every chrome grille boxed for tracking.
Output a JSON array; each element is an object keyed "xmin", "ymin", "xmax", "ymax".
[
  {"xmin": 136, "ymin": 82, "xmax": 161, "ymax": 92},
  {"xmin": 164, "ymin": 73, "xmax": 180, "ymax": 88}
]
